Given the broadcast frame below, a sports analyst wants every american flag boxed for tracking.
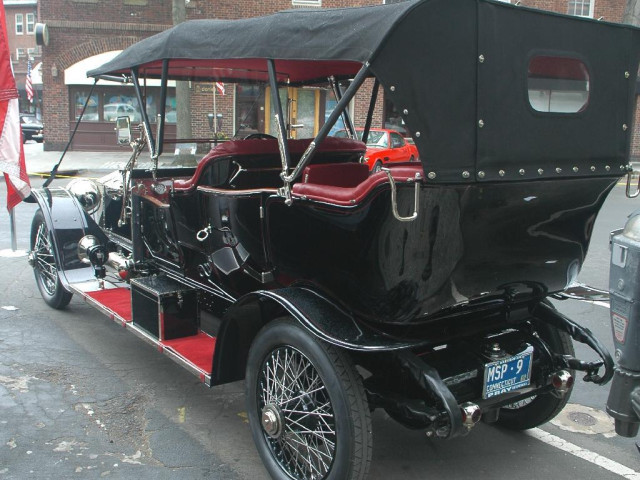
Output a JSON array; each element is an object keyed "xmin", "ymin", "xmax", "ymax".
[
  {"xmin": 25, "ymin": 58, "xmax": 33, "ymax": 103},
  {"xmin": 215, "ymin": 82, "xmax": 225, "ymax": 95},
  {"xmin": 0, "ymin": 5, "xmax": 31, "ymax": 210}
]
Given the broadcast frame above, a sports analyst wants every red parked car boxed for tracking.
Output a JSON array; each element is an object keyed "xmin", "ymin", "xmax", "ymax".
[{"xmin": 335, "ymin": 127, "xmax": 419, "ymax": 171}]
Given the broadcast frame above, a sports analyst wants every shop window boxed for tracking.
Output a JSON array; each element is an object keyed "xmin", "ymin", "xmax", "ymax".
[
  {"xmin": 15, "ymin": 14, "xmax": 23, "ymax": 35},
  {"xmin": 26, "ymin": 13, "xmax": 35, "ymax": 35},
  {"xmin": 74, "ymin": 91, "xmax": 99, "ymax": 122},
  {"xmin": 527, "ymin": 55, "xmax": 590, "ymax": 114}
]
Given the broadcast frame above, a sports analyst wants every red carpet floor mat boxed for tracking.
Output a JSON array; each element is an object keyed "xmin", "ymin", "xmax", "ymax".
[
  {"xmin": 162, "ymin": 332, "xmax": 216, "ymax": 374},
  {"xmin": 85, "ymin": 288, "xmax": 132, "ymax": 322}
]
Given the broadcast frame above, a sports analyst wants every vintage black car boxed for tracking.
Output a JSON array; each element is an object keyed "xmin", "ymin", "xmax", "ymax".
[
  {"xmin": 26, "ymin": 0, "xmax": 640, "ymax": 478},
  {"xmin": 20, "ymin": 114, "xmax": 43, "ymax": 143}
]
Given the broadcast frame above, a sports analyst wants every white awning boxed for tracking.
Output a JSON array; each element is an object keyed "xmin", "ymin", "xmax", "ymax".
[
  {"xmin": 65, "ymin": 51, "xmax": 173, "ymax": 86},
  {"xmin": 32, "ymin": 61, "xmax": 42, "ymax": 85}
]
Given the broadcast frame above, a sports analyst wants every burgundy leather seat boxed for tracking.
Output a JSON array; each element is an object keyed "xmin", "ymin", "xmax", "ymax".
[{"xmin": 173, "ymin": 137, "xmax": 365, "ymax": 191}]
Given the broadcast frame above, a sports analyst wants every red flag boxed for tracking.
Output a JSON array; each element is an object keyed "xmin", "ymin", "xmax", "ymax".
[
  {"xmin": 25, "ymin": 58, "xmax": 33, "ymax": 103},
  {"xmin": 215, "ymin": 82, "xmax": 225, "ymax": 95},
  {"xmin": 0, "ymin": 5, "xmax": 30, "ymax": 210}
]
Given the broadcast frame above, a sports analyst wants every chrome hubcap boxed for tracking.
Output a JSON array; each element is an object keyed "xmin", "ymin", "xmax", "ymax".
[{"xmin": 261, "ymin": 404, "xmax": 283, "ymax": 438}]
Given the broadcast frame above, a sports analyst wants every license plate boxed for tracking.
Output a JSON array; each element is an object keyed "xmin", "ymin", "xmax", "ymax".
[{"xmin": 482, "ymin": 346, "xmax": 533, "ymax": 399}]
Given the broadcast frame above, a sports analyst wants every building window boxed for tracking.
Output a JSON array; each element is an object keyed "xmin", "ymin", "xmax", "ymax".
[
  {"xmin": 568, "ymin": 0, "xmax": 594, "ymax": 18},
  {"xmin": 26, "ymin": 13, "xmax": 35, "ymax": 34},
  {"xmin": 15, "ymin": 48, "xmax": 25, "ymax": 61},
  {"xmin": 15, "ymin": 14, "xmax": 23, "ymax": 35},
  {"xmin": 292, "ymin": 0, "xmax": 321, "ymax": 7}
]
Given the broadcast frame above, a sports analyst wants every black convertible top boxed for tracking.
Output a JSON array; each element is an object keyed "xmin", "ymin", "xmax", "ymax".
[
  {"xmin": 88, "ymin": 1, "xmax": 415, "ymax": 83},
  {"xmin": 89, "ymin": 0, "xmax": 640, "ymax": 183}
]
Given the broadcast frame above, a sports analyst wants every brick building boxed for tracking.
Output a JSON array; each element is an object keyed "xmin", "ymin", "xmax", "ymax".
[
  {"xmin": 3, "ymin": 0, "xmax": 41, "ymax": 116},
  {"xmin": 35, "ymin": 0, "xmax": 640, "ymax": 156}
]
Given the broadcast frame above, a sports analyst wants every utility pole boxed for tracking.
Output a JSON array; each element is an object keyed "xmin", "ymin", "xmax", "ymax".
[{"xmin": 172, "ymin": 0, "xmax": 192, "ymax": 142}]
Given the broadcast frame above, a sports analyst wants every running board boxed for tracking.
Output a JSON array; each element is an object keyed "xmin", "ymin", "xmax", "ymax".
[{"xmin": 70, "ymin": 279, "xmax": 216, "ymax": 386}]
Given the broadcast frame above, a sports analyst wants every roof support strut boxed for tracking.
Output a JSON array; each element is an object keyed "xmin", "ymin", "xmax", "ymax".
[
  {"xmin": 279, "ymin": 63, "xmax": 371, "ymax": 205},
  {"xmin": 267, "ymin": 59, "xmax": 292, "ymax": 200}
]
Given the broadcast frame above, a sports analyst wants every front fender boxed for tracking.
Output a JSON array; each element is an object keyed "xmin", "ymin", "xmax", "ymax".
[{"xmin": 30, "ymin": 187, "xmax": 101, "ymax": 288}]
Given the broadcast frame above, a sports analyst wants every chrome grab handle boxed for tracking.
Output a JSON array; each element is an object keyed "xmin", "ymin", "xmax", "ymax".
[
  {"xmin": 381, "ymin": 168, "xmax": 420, "ymax": 222},
  {"xmin": 626, "ymin": 170, "xmax": 640, "ymax": 198}
]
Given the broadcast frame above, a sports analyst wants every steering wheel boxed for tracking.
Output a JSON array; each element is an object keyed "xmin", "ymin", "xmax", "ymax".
[{"xmin": 244, "ymin": 133, "xmax": 277, "ymax": 140}]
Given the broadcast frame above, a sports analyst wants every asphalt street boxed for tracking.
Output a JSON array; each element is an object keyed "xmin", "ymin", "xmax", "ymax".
[{"xmin": 0, "ymin": 142, "xmax": 639, "ymax": 479}]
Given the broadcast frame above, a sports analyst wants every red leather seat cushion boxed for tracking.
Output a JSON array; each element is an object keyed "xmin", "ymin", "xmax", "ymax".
[{"xmin": 292, "ymin": 165, "xmax": 424, "ymax": 206}]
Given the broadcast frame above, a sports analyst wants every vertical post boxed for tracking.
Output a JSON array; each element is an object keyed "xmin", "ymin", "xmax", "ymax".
[
  {"xmin": 362, "ymin": 79, "xmax": 380, "ymax": 145},
  {"xmin": 213, "ymin": 85, "xmax": 218, "ymax": 135},
  {"xmin": 9, "ymin": 208, "xmax": 17, "ymax": 251}
]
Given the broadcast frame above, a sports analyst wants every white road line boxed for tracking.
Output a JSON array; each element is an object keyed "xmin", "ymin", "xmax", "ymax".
[{"xmin": 526, "ymin": 428, "xmax": 640, "ymax": 479}]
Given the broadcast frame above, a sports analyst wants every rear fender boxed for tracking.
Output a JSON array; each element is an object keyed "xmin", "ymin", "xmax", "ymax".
[
  {"xmin": 211, "ymin": 285, "xmax": 422, "ymax": 384},
  {"xmin": 30, "ymin": 188, "xmax": 105, "ymax": 288}
]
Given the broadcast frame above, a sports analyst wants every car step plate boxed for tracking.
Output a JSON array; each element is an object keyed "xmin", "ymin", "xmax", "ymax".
[{"xmin": 482, "ymin": 346, "xmax": 533, "ymax": 399}]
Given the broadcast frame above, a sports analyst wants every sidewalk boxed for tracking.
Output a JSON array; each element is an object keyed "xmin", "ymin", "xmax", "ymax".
[{"xmin": 23, "ymin": 142, "xmax": 136, "ymax": 177}]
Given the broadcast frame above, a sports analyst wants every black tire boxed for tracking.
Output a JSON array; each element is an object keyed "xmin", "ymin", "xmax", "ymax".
[
  {"xmin": 495, "ymin": 321, "xmax": 575, "ymax": 430},
  {"xmin": 246, "ymin": 317, "xmax": 372, "ymax": 480},
  {"xmin": 30, "ymin": 209, "xmax": 73, "ymax": 309},
  {"xmin": 372, "ymin": 161, "xmax": 383, "ymax": 173}
]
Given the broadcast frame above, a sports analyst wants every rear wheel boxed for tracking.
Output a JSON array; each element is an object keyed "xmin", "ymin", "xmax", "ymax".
[
  {"xmin": 246, "ymin": 318, "xmax": 372, "ymax": 480},
  {"xmin": 496, "ymin": 321, "xmax": 574, "ymax": 430},
  {"xmin": 30, "ymin": 209, "xmax": 73, "ymax": 309}
]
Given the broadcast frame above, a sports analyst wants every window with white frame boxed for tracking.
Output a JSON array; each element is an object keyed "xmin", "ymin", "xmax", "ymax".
[
  {"xmin": 26, "ymin": 13, "xmax": 35, "ymax": 34},
  {"xmin": 292, "ymin": 0, "xmax": 321, "ymax": 7},
  {"xmin": 567, "ymin": 0, "xmax": 594, "ymax": 18},
  {"xmin": 15, "ymin": 14, "xmax": 23, "ymax": 35},
  {"xmin": 15, "ymin": 48, "xmax": 25, "ymax": 60}
]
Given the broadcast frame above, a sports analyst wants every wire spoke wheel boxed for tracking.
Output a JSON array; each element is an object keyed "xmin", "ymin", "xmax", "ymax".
[
  {"xmin": 33, "ymin": 221, "xmax": 58, "ymax": 295},
  {"xmin": 30, "ymin": 210, "xmax": 73, "ymax": 309},
  {"xmin": 246, "ymin": 318, "xmax": 372, "ymax": 480},
  {"xmin": 259, "ymin": 346, "xmax": 336, "ymax": 479}
]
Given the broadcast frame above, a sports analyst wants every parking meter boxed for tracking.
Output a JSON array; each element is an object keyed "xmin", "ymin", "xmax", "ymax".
[{"xmin": 607, "ymin": 211, "xmax": 640, "ymax": 437}]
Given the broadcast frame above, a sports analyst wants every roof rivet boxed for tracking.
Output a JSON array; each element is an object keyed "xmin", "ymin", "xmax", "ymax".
[
  {"xmin": 538, "ymin": 168, "xmax": 544, "ymax": 175},
  {"xmin": 556, "ymin": 167, "xmax": 562, "ymax": 174},
  {"xmin": 605, "ymin": 165, "xmax": 611, "ymax": 171},
  {"xmin": 479, "ymin": 54, "xmax": 485, "ymax": 63},
  {"xmin": 427, "ymin": 171, "xmax": 436, "ymax": 180},
  {"xmin": 590, "ymin": 166, "xmax": 596, "ymax": 171},
  {"xmin": 415, "ymin": 131, "xmax": 421, "ymax": 137},
  {"xmin": 625, "ymin": 71, "xmax": 630, "ymax": 79},
  {"xmin": 403, "ymin": 109, "xmax": 409, "ymax": 115},
  {"xmin": 498, "ymin": 170, "xmax": 505, "ymax": 177},
  {"xmin": 462, "ymin": 171, "xmax": 470, "ymax": 179},
  {"xmin": 519, "ymin": 169, "xmax": 525, "ymax": 175},
  {"xmin": 573, "ymin": 166, "xmax": 579, "ymax": 173},
  {"xmin": 478, "ymin": 119, "xmax": 485, "ymax": 128},
  {"xmin": 390, "ymin": 85, "xmax": 396, "ymax": 92},
  {"xmin": 478, "ymin": 171, "xmax": 485, "ymax": 179},
  {"xmin": 623, "ymin": 124, "xmax": 629, "ymax": 131}
]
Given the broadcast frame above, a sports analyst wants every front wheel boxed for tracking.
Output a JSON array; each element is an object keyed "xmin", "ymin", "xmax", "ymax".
[
  {"xmin": 246, "ymin": 318, "xmax": 372, "ymax": 480},
  {"xmin": 30, "ymin": 209, "xmax": 73, "ymax": 309}
]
